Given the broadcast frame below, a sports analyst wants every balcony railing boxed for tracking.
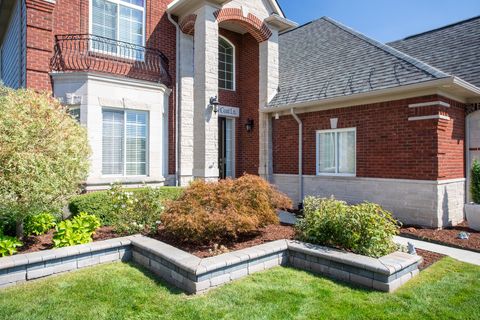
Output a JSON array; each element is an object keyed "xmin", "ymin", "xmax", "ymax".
[{"xmin": 50, "ymin": 34, "xmax": 171, "ymax": 86}]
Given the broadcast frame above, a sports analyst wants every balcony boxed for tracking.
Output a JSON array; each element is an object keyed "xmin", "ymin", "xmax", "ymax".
[{"xmin": 50, "ymin": 34, "xmax": 171, "ymax": 86}]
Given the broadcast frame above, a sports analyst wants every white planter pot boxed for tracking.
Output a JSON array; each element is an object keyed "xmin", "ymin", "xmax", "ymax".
[{"xmin": 465, "ymin": 203, "xmax": 480, "ymax": 231}]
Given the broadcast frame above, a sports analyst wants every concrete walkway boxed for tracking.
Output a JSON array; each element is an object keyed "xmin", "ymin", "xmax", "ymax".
[{"xmin": 394, "ymin": 236, "xmax": 480, "ymax": 266}]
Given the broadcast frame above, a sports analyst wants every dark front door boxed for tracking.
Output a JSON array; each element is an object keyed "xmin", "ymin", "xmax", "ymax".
[{"xmin": 218, "ymin": 117, "xmax": 234, "ymax": 179}]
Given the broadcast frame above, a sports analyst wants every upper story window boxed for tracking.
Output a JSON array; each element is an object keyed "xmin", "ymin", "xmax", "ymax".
[
  {"xmin": 91, "ymin": 0, "xmax": 145, "ymax": 59},
  {"xmin": 218, "ymin": 36, "xmax": 235, "ymax": 91},
  {"xmin": 316, "ymin": 128, "xmax": 356, "ymax": 176}
]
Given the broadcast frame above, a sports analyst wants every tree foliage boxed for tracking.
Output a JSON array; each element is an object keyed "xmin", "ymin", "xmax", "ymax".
[{"xmin": 0, "ymin": 87, "xmax": 90, "ymax": 237}]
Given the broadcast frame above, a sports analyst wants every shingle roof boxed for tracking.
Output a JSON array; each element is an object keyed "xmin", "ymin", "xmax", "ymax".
[
  {"xmin": 269, "ymin": 17, "xmax": 449, "ymax": 108},
  {"xmin": 388, "ymin": 16, "xmax": 480, "ymax": 88}
]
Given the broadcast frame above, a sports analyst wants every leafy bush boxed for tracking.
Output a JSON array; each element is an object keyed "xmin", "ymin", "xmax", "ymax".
[
  {"xmin": 0, "ymin": 235, "xmax": 23, "ymax": 257},
  {"xmin": 161, "ymin": 175, "xmax": 292, "ymax": 244},
  {"xmin": 69, "ymin": 187, "xmax": 183, "ymax": 227},
  {"xmin": 471, "ymin": 160, "xmax": 480, "ymax": 204},
  {"xmin": 0, "ymin": 87, "xmax": 90, "ymax": 238},
  {"xmin": 24, "ymin": 213, "xmax": 57, "ymax": 236},
  {"xmin": 296, "ymin": 197, "xmax": 399, "ymax": 258},
  {"xmin": 53, "ymin": 213, "xmax": 101, "ymax": 248}
]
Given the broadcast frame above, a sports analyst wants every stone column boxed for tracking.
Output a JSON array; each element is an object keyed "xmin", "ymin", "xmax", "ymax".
[
  {"xmin": 258, "ymin": 28, "xmax": 279, "ymax": 182},
  {"xmin": 178, "ymin": 32, "xmax": 195, "ymax": 185},
  {"xmin": 192, "ymin": 4, "xmax": 219, "ymax": 181}
]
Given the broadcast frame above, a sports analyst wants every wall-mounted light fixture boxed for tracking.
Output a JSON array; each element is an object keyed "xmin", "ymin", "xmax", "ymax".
[
  {"xmin": 245, "ymin": 118, "xmax": 254, "ymax": 132},
  {"xmin": 209, "ymin": 96, "xmax": 219, "ymax": 113}
]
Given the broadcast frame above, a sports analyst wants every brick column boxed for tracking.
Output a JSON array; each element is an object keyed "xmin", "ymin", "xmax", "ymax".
[
  {"xmin": 192, "ymin": 5, "xmax": 219, "ymax": 181},
  {"xmin": 258, "ymin": 28, "xmax": 279, "ymax": 181},
  {"xmin": 25, "ymin": 0, "xmax": 55, "ymax": 91}
]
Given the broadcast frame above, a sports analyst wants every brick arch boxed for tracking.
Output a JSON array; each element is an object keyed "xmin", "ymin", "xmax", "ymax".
[
  {"xmin": 214, "ymin": 8, "xmax": 272, "ymax": 42},
  {"xmin": 179, "ymin": 14, "xmax": 196, "ymax": 36}
]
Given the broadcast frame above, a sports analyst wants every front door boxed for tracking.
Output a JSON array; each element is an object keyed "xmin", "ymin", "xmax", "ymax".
[{"xmin": 218, "ymin": 117, "xmax": 234, "ymax": 179}]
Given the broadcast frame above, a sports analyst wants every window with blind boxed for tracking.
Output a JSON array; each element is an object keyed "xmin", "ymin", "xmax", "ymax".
[
  {"xmin": 218, "ymin": 37, "xmax": 235, "ymax": 90},
  {"xmin": 91, "ymin": 0, "xmax": 145, "ymax": 59},
  {"xmin": 102, "ymin": 109, "xmax": 148, "ymax": 176},
  {"xmin": 316, "ymin": 128, "xmax": 356, "ymax": 176}
]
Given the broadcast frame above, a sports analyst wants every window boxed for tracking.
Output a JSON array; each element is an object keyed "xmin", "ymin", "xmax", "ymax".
[
  {"xmin": 316, "ymin": 128, "xmax": 356, "ymax": 175},
  {"xmin": 68, "ymin": 107, "xmax": 81, "ymax": 122},
  {"xmin": 91, "ymin": 0, "xmax": 145, "ymax": 59},
  {"xmin": 102, "ymin": 109, "xmax": 148, "ymax": 176},
  {"xmin": 218, "ymin": 37, "xmax": 235, "ymax": 90}
]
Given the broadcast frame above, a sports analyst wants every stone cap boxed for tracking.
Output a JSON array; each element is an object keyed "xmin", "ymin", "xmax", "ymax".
[
  {"xmin": 0, "ymin": 235, "xmax": 137, "ymax": 271},
  {"xmin": 287, "ymin": 240, "xmax": 422, "ymax": 275}
]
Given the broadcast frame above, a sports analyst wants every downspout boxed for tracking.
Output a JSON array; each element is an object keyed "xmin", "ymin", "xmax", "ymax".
[
  {"xmin": 167, "ymin": 13, "xmax": 180, "ymax": 187},
  {"xmin": 290, "ymin": 108, "xmax": 303, "ymax": 207}
]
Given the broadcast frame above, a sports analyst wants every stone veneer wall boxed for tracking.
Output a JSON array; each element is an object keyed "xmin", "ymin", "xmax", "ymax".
[
  {"xmin": 0, "ymin": 236, "xmax": 421, "ymax": 294},
  {"xmin": 273, "ymin": 174, "xmax": 465, "ymax": 228}
]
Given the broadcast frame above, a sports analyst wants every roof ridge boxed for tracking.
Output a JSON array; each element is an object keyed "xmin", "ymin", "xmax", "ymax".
[
  {"xmin": 322, "ymin": 16, "xmax": 449, "ymax": 79},
  {"xmin": 393, "ymin": 15, "xmax": 480, "ymax": 42}
]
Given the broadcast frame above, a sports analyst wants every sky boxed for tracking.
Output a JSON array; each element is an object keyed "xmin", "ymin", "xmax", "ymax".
[{"xmin": 277, "ymin": 0, "xmax": 480, "ymax": 43}]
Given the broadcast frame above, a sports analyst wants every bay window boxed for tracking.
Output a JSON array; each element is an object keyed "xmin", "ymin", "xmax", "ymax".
[
  {"xmin": 316, "ymin": 128, "xmax": 356, "ymax": 176},
  {"xmin": 91, "ymin": 0, "xmax": 145, "ymax": 59},
  {"xmin": 102, "ymin": 109, "xmax": 148, "ymax": 176}
]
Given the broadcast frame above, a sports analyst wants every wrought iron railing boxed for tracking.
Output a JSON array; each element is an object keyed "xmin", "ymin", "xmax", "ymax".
[{"xmin": 50, "ymin": 34, "xmax": 171, "ymax": 85}]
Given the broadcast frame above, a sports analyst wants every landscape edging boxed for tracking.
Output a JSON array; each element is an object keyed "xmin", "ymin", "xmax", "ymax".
[{"xmin": 0, "ymin": 235, "xmax": 421, "ymax": 293}]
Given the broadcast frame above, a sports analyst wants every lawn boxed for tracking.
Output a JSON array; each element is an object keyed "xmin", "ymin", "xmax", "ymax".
[{"xmin": 0, "ymin": 258, "xmax": 479, "ymax": 320}]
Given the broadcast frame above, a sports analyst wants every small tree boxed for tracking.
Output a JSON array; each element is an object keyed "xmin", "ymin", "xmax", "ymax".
[
  {"xmin": 0, "ymin": 87, "xmax": 90, "ymax": 238},
  {"xmin": 471, "ymin": 160, "xmax": 480, "ymax": 204}
]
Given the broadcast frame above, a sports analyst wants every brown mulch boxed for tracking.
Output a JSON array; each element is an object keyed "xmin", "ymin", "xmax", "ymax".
[
  {"xmin": 416, "ymin": 248, "xmax": 445, "ymax": 271},
  {"xmin": 153, "ymin": 224, "xmax": 296, "ymax": 258},
  {"xmin": 401, "ymin": 222, "xmax": 480, "ymax": 253},
  {"xmin": 17, "ymin": 226, "xmax": 119, "ymax": 254}
]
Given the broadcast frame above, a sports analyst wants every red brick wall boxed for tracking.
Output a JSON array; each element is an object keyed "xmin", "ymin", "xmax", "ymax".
[
  {"xmin": 218, "ymin": 29, "xmax": 260, "ymax": 177},
  {"xmin": 272, "ymin": 95, "xmax": 465, "ymax": 180},
  {"xmin": 24, "ymin": 0, "xmax": 177, "ymax": 175}
]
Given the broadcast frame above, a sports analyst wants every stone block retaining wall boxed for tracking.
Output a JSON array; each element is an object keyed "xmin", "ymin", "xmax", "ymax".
[{"xmin": 0, "ymin": 236, "xmax": 421, "ymax": 293}]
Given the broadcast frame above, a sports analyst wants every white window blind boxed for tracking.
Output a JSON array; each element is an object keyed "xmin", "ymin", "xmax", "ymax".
[
  {"xmin": 317, "ymin": 128, "xmax": 356, "ymax": 175},
  {"xmin": 102, "ymin": 109, "xmax": 148, "ymax": 176},
  {"xmin": 91, "ymin": 0, "xmax": 144, "ymax": 59},
  {"xmin": 218, "ymin": 37, "xmax": 234, "ymax": 90}
]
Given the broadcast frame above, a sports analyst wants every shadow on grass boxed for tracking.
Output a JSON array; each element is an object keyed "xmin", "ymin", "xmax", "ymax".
[{"xmin": 125, "ymin": 261, "xmax": 185, "ymax": 296}]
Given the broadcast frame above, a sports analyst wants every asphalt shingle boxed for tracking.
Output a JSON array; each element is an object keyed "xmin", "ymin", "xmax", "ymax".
[
  {"xmin": 269, "ymin": 17, "xmax": 449, "ymax": 108},
  {"xmin": 388, "ymin": 16, "xmax": 480, "ymax": 88}
]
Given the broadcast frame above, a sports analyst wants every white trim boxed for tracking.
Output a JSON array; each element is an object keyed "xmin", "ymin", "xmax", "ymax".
[
  {"xmin": 263, "ymin": 77, "xmax": 480, "ymax": 114},
  {"xmin": 50, "ymin": 71, "xmax": 170, "ymax": 92},
  {"xmin": 218, "ymin": 35, "xmax": 236, "ymax": 91},
  {"xmin": 408, "ymin": 101, "xmax": 450, "ymax": 108},
  {"xmin": 316, "ymin": 127, "xmax": 356, "ymax": 176},
  {"xmin": 408, "ymin": 115, "xmax": 450, "ymax": 121}
]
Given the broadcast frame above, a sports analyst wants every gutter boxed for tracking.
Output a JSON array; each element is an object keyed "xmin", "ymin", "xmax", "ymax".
[
  {"xmin": 290, "ymin": 108, "xmax": 303, "ymax": 207},
  {"xmin": 167, "ymin": 13, "xmax": 181, "ymax": 187},
  {"xmin": 262, "ymin": 77, "xmax": 480, "ymax": 114}
]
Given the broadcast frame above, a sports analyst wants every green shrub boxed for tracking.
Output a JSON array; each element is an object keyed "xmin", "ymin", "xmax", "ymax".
[
  {"xmin": 109, "ymin": 184, "xmax": 171, "ymax": 235},
  {"xmin": 296, "ymin": 197, "xmax": 400, "ymax": 258},
  {"xmin": 0, "ymin": 235, "xmax": 23, "ymax": 257},
  {"xmin": 0, "ymin": 87, "xmax": 90, "ymax": 238},
  {"xmin": 68, "ymin": 187, "xmax": 183, "ymax": 227},
  {"xmin": 24, "ymin": 213, "xmax": 57, "ymax": 236},
  {"xmin": 471, "ymin": 160, "xmax": 480, "ymax": 204},
  {"xmin": 53, "ymin": 213, "xmax": 101, "ymax": 248},
  {"xmin": 161, "ymin": 175, "xmax": 292, "ymax": 245}
]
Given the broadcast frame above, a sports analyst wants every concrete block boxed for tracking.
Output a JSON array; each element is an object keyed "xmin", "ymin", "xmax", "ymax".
[
  {"xmin": 230, "ymin": 267, "xmax": 248, "ymax": 280},
  {"xmin": 350, "ymin": 273, "xmax": 374, "ymax": 288},
  {"xmin": 329, "ymin": 268, "xmax": 350, "ymax": 282},
  {"xmin": 210, "ymin": 273, "xmax": 231, "ymax": 287},
  {"xmin": 310, "ymin": 262, "xmax": 329, "ymax": 275},
  {"xmin": 248, "ymin": 262, "xmax": 265, "ymax": 274},
  {"xmin": 77, "ymin": 255, "xmax": 100, "ymax": 269},
  {"xmin": 0, "ymin": 266, "xmax": 26, "ymax": 285},
  {"xmin": 99, "ymin": 252, "xmax": 120, "ymax": 264},
  {"xmin": 264, "ymin": 258, "xmax": 280, "ymax": 270},
  {"xmin": 132, "ymin": 251, "xmax": 150, "ymax": 267}
]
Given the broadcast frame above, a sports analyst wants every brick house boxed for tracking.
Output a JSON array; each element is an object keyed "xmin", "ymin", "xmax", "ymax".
[{"xmin": 0, "ymin": 0, "xmax": 479, "ymax": 228}]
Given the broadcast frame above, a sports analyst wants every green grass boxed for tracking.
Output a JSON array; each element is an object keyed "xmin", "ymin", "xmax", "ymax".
[{"xmin": 0, "ymin": 258, "xmax": 479, "ymax": 320}]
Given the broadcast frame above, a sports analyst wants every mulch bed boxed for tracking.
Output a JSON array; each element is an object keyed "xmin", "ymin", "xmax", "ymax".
[
  {"xmin": 401, "ymin": 222, "xmax": 480, "ymax": 253},
  {"xmin": 16, "ymin": 225, "xmax": 445, "ymax": 271},
  {"xmin": 153, "ymin": 224, "xmax": 296, "ymax": 258},
  {"xmin": 416, "ymin": 248, "xmax": 445, "ymax": 271}
]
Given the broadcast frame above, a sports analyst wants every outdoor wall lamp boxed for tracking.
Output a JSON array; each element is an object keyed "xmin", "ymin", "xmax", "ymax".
[
  {"xmin": 209, "ymin": 96, "xmax": 219, "ymax": 113},
  {"xmin": 245, "ymin": 118, "xmax": 254, "ymax": 132}
]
